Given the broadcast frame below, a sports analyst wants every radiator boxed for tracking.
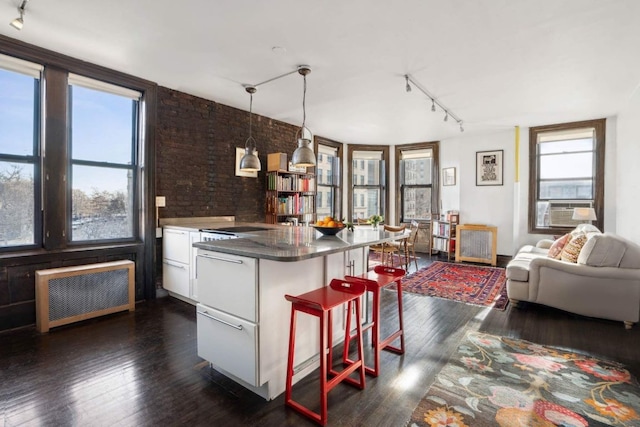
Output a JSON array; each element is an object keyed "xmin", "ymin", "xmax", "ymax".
[
  {"xmin": 455, "ymin": 224, "xmax": 497, "ymax": 266},
  {"xmin": 35, "ymin": 260, "xmax": 135, "ymax": 333}
]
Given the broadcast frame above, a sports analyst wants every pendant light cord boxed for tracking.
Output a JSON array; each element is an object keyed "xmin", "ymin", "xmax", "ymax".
[
  {"xmin": 249, "ymin": 92, "xmax": 253, "ymax": 139},
  {"xmin": 301, "ymin": 74, "xmax": 307, "ymax": 130}
]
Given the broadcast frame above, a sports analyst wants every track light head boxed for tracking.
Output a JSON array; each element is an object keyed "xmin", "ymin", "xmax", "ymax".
[
  {"xmin": 444, "ymin": 111, "xmax": 449, "ymax": 122},
  {"xmin": 404, "ymin": 75, "xmax": 411, "ymax": 92},
  {"xmin": 459, "ymin": 122, "xmax": 464, "ymax": 132},
  {"xmin": 431, "ymin": 99, "xmax": 436, "ymax": 112},
  {"xmin": 10, "ymin": 0, "xmax": 28, "ymax": 30}
]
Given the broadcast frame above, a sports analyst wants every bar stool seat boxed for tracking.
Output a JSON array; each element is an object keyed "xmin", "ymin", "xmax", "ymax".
[
  {"xmin": 345, "ymin": 265, "xmax": 406, "ymax": 377},
  {"xmin": 284, "ymin": 278, "xmax": 367, "ymax": 426}
]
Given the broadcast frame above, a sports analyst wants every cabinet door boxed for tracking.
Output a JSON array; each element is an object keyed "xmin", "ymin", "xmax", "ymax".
[
  {"xmin": 196, "ymin": 250, "xmax": 257, "ymax": 322},
  {"xmin": 197, "ymin": 304, "xmax": 258, "ymax": 386},
  {"xmin": 163, "ymin": 260, "xmax": 189, "ymax": 297},
  {"xmin": 163, "ymin": 229, "xmax": 190, "ymax": 263}
]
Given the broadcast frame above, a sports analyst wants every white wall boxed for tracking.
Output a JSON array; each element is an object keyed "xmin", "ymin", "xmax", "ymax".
[
  {"xmin": 441, "ymin": 129, "xmax": 516, "ymax": 255},
  {"xmin": 615, "ymin": 88, "xmax": 640, "ymax": 242}
]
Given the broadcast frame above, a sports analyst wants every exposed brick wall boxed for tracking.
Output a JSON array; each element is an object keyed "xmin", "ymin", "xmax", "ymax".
[{"xmin": 156, "ymin": 87, "xmax": 320, "ymax": 222}]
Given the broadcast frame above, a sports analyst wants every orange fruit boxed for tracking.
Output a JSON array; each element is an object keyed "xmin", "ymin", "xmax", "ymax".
[
  {"xmin": 316, "ymin": 220, "xmax": 324, "ymax": 226},
  {"xmin": 324, "ymin": 216, "xmax": 333, "ymax": 223},
  {"xmin": 327, "ymin": 220, "xmax": 336, "ymax": 227}
]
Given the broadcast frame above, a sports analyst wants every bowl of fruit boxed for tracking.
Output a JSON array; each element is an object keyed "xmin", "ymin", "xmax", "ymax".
[{"xmin": 311, "ymin": 216, "xmax": 347, "ymax": 236}]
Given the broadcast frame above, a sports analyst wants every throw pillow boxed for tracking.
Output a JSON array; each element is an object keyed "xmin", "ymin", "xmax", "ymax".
[
  {"xmin": 547, "ymin": 233, "xmax": 571, "ymax": 259},
  {"xmin": 560, "ymin": 233, "xmax": 588, "ymax": 263}
]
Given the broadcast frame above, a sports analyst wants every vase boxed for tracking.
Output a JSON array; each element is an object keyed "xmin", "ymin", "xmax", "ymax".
[{"xmin": 372, "ymin": 223, "xmax": 379, "ymax": 230}]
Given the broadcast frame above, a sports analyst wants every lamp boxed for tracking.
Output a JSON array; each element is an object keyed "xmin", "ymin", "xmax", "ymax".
[
  {"xmin": 10, "ymin": 0, "xmax": 28, "ymax": 30},
  {"xmin": 404, "ymin": 73, "xmax": 464, "ymax": 132},
  {"xmin": 572, "ymin": 207, "xmax": 597, "ymax": 223},
  {"xmin": 291, "ymin": 65, "xmax": 316, "ymax": 167},
  {"xmin": 239, "ymin": 85, "xmax": 261, "ymax": 172}
]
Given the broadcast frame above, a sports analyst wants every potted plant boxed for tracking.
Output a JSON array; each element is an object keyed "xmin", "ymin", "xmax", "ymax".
[{"xmin": 369, "ymin": 214, "xmax": 384, "ymax": 229}]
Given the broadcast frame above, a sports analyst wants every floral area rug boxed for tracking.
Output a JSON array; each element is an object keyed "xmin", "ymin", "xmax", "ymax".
[
  {"xmin": 393, "ymin": 261, "xmax": 509, "ymax": 311},
  {"xmin": 408, "ymin": 331, "xmax": 640, "ymax": 427},
  {"xmin": 368, "ymin": 251, "xmax": 415, "ymax": 270}
]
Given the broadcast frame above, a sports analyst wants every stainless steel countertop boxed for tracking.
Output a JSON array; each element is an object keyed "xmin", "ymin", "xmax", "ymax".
[{"xmin": 193, "ymin": 226, "xmax": 403, "ymax": 262}]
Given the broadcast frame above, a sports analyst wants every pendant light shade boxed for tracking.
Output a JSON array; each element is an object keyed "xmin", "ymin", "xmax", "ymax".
[
  {"xmin": 239, "ymin": 85, "xmax": 261, "ymax": 172},
  {"xmin": 292, "ymin": 65, "xmax": 316, "ymax": 168}
]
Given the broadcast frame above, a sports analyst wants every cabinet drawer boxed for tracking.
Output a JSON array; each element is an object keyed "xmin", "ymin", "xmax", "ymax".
[
  {"xmin": 197, "ymin": 304, "xmax": 258, "ymax": 386},
  {"xmin": 163, "ymin": 229, "xmax": 190, "ymax": 263},
  {"xmin": 162, "ymin": 260, "xmax": 189, "ymax": 298},
  {"xmin": 196, "ymin": 251, "xmax": 257, "ymax": 322}
]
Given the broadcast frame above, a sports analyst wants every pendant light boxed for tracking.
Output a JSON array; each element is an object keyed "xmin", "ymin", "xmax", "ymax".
[
  {"xmin": 239, "ymin": 85, "xmax": 261, "ymax": 172},
  {"xmin": 291, "ymin": 65, "xmax": 316, "ymax": 168}
]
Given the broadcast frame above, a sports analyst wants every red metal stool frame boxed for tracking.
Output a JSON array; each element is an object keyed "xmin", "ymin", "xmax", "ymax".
[
  {"xmin": 345, "ymin": 265, "xmax": 406, "ymax": 377},
  {"xmin": 284, "ymin": 278, "xmax": 367, "ymax": 426}
]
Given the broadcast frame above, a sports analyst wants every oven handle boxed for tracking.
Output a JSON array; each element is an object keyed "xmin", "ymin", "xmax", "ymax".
[
  {"xmin": 198, "ymin": 310, "xmax": 243, "ymax": 330},
  {"xmin": 197, "ymin": 254, "xmax": 243, "ymax": 264}
]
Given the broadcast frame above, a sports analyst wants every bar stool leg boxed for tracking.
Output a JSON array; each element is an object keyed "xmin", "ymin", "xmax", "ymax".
[{"xmin": 285, "ymin": 305, "xmax": 297, "ymax": 404}]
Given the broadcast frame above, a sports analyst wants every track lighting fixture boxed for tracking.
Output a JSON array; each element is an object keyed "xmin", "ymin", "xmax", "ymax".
[
  {"xmin": 404, "ymin": 73, "xmax": 464, "ymax": 132},
  {"xmin": 10, "ymin": 0, "xmax": 29, "ymax": 30},
  {"xmin": 239, "ymin": 85, "xmax": 261, "ymax": 172},
  {"xmin": 405, "ymin": 75, "xmax": 411, "ymax": 92},
  {"xmin": 291, "ymin": 65, "xmax": 316, "ymax": 168}
]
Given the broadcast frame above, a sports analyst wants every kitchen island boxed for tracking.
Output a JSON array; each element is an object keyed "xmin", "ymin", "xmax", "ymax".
[{"xmin": 192, "ymin": 226, "xmax": 404, "ymax": 400}]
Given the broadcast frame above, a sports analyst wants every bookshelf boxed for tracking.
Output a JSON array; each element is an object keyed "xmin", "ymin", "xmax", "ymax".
[
  {"xmin": 430, "ymin": 212, "xmax": 459, "ymax": 262},
  {"xmin": 265, "ymin": 170, "xmax": 316, "ymax": 224}
]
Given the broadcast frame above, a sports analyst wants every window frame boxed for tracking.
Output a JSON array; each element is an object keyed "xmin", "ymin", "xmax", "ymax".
[
  {"xmin": 67, "ymin": 81, "xmax": 140, "ymax": 244},
  {"xmin": 0, "ymin": 62, "xmax": 43, "ymax": 251},
  {"xmin": 528, "ymin": 119, "xmax": 605, "ymax": 234},
  {"xmin": 395, "ymin": 142, "xmax": 440, "ymax": 224},
  {"xmin": 313, "ymin": 137, "xmax": 342, "ymax": 220},
  {"xmin": 348, "ymin": 144, "xmax": 389, "ymax": 222}
]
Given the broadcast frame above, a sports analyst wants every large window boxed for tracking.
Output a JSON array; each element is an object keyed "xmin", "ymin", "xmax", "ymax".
[
  {"xmin": 0, "ymin": 55, "xmax": 42, "ymax": 248},
  {"xmin": 529, "ymin": 119, "xmax": 605, "ymax": 233},
  {"xmin": 69, "ymin": 75, "xmax": 140, "ymax": 242},
  {"xmin": 315, "ymin": 140, "xmax": 342, "ymax": 220},
  {"xmin": 349, "ymin": 145, "xmax": 388, "ymax": 221},
  {"xmin": 398, "ymin": 146, "xmax": 435, "ymax": 222}
]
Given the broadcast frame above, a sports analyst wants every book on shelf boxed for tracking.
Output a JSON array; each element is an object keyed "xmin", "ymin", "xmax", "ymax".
[{"xmin": 267, "ymin": 173, "xmax": 315, "ymax": 192}]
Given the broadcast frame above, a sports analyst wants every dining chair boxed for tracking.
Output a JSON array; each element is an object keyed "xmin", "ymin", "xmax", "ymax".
[
  {"xmin": 404, "ymin": 221, "xmax": 420, "ymax": 271},
  {"xmin": 369, "ymin": 224, "xmax": 405, "ymax": 267}
]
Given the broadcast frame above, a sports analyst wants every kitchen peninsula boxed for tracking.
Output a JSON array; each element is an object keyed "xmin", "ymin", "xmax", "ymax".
[{"xmin": 192, "ymin": 225, "xmax": 404, "ymax": 400}]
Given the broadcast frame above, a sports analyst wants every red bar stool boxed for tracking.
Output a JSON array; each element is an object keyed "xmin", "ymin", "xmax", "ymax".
[
  {"xmin": 345, "ymin": 265, "xmax": 406, "ymax": 377},
  {"xmin": 284, "ymin": 278, "xmax": 367, "ymax": 426}
]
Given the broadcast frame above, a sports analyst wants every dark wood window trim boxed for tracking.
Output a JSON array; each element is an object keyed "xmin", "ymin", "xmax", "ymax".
[
  {"xmin": 314, "ymin": 137, "xmax": 343, "ymax": 220},
  {"xmin": 394, "ymin": 141, "xmax": 440, "ymax": 224},
  {"xmin": 0, "ymin": 34, "xmax": 158, "ymax": 300},
  {"xmin": 528, "ymin": 118, "xmax": 605, "ymax": 234},
  {"xmin": 347, "ymin": 144, "xmax": 390, "ymax": 221}
]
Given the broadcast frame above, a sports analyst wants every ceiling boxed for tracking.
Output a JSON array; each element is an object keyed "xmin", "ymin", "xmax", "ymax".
[{"xmin": 2, "ymin": 0, "xmax": 640, "ymax": 145}]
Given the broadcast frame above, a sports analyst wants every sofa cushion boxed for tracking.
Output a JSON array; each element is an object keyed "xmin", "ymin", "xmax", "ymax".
[
  {"xmin": 506, "ymin": 248, "xmax": 549, "ymax": 282},
  {"xmin": 560, "ymin": 233, "xmax": 588, "ymax": 263},
  {"xmin": 573, "ymin": 224, "xmax": 601, "ymax": 234},
  {"xmin": 577, "ymin": 233, "xmax": 626, "ymax": 267},
  {"xmin": 548, "ymin": 233, "xmax": 571, "ymax": 259}
]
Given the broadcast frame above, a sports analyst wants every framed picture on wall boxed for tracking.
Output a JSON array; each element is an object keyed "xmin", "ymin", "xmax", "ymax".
[
  {"xmin": 235, "ymin": 147, "xmax": 258, "ymax": 178},
  {"xmin": 476, "ymin": 150, "xmax": 503, "ymax": 186},
  {"xmin": 442, "ymin": 167, "xmax": 456, "ymax": 186}
]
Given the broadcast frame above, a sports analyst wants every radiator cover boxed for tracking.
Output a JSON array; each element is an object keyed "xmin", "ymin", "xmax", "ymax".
[
  {"xmin": 455, "ymin": 224, "xmax": 498, "ymax": 266},
  {"xmin": 36, "ymin": 260, "xmax": 135, "ymax": 332}
]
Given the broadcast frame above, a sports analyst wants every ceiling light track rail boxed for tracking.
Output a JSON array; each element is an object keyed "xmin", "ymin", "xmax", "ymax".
[{"xmin": 404, "ymin": 73, "xmax": 464, "ymax": 132}]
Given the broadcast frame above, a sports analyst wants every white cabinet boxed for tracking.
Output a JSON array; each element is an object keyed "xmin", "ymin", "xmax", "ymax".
[
  {"xmin": 197, "ymin": 304, "xmax": 258, "ymax": 386},
  {"xmin": 162, "ymin": 228, "xmax": 201, "ymax": 303}
]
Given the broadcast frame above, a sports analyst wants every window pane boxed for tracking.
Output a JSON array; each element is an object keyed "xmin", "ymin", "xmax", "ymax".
[
  {"xmin": 352, "ymin": 188, "xmax": 380, "ymax": 220},
  {"xmin": 316, "ymin": 186, "xmax": 333, "ymax": 218},
  {"xmin": 0, "ymin": 162, "xmax": 34, "ymax": 246},
  {"xmin": 402, "ymin": 187, "xmax": 431, "ymax": 220},
  {"xmin": 71, "ymin": 85, "xmax": 135, "ymax": 164},
  {"xmin": 538, "ymin": 137, "xmax": 593, "ymax": 154},
  {"xmin": 539, "ymin": 179, "xmax": 593, "ymax": 200},
  {"xmin": 353, "ymin": 159, "xmax": 380, "ymax": 185},
  {"xmin": 535, "ymin": 201, "xmax": 549, "ymax": 227},
  {"xmin": 0, "ymin": 68, "xmax": 36, "ymax": 156},
  {"xmin": 402, "ymin": 158, "xmax": 432, "ymax": 185},
  {"xmin": 71, "ymin": 165, "xmax": 134, "ymax": 241},
  {"xmin": 539, "ymin": 152, "xmax": 593, "ymax": 179}
]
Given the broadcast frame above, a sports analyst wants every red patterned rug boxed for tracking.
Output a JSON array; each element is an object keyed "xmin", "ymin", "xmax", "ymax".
[{"xmin": 394, "ymin": 261, "xmax": 509, "ymax": 310}]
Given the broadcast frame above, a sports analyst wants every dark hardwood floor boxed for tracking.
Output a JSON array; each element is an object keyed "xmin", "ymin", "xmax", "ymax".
[{"xmin": 2, "ymin": 253, "xmax": 639, "ymax": 426}]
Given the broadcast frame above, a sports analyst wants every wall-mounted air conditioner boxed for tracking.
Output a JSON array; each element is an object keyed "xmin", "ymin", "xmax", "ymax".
[{"xmin": 548, "ymin": 200, "xmax": 593, "ymax": 227}]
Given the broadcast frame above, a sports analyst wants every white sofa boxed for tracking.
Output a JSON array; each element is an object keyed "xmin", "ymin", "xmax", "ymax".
[{"xmin": 506, "ymin": 225, "xmax": 640, "ymax": 328}]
